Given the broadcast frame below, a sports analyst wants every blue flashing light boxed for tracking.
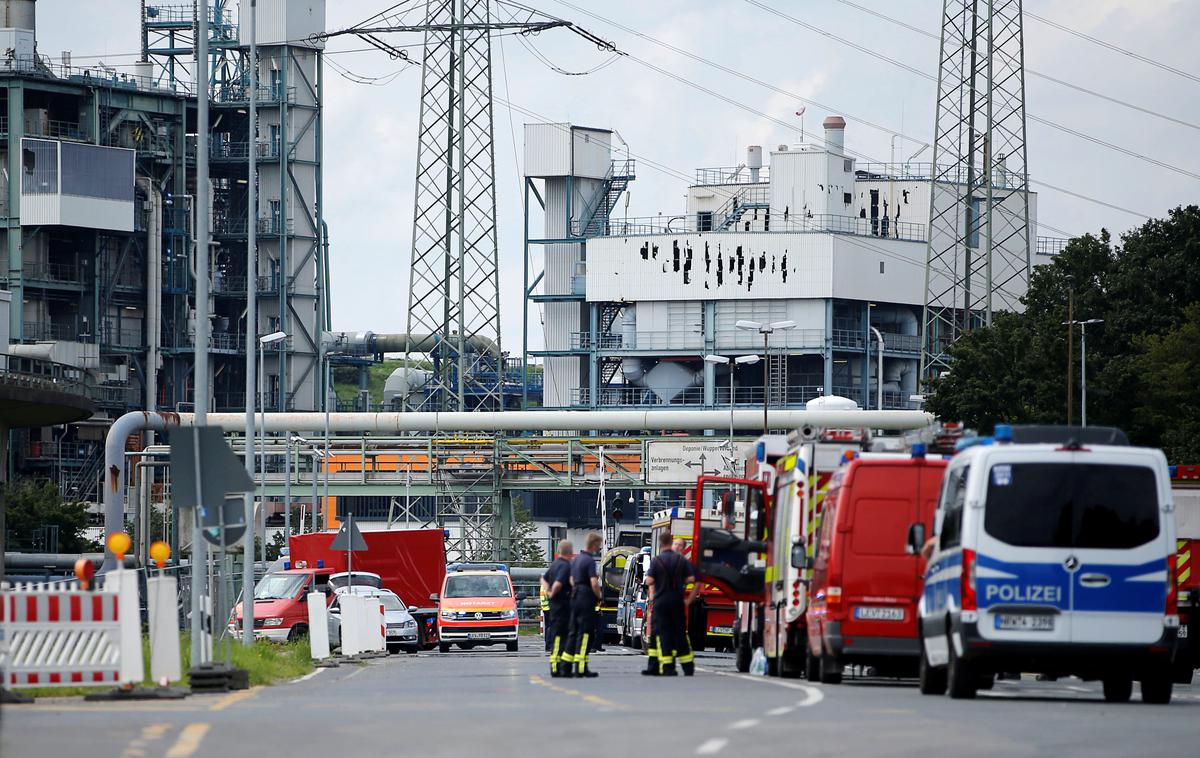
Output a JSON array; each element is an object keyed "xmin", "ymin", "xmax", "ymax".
[
  {"xmin": 1169, "ymin": 465, "xmax": 1178, "ymax": 478},
  {"xmin": 283, "ymin": 561, "xmax": 291, "ymax": 570},
  {"xmin": 994, "ymin": 424, "xmax": 1014, "ymax": 443},
  {"xmin": 316, "ymin": 559, "xmax": 324, "ymax": 569},
  {"xmin": 670, "ymin": 506, "xmax": 679, "ymax": 519},
  {"xmin": 954, "ymin": 436, "xmax": 994, "ymax": 452},
  {"xmin": 912, "ymin": 442, "xmax": 927, "ymax": 459},
  {"xmin": 756, "ymin": 441, "xmax": 766, "ymax": 463}
]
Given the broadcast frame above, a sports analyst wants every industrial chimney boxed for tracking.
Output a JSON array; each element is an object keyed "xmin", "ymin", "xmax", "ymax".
[
  {"xmin": 823, "ymin": 115, "xmax": 846, "ymax": 156},
  {"xmin": 1, "ymin": 0, "xmax": 35, "ymax": 32},
  {"xmin": 747, "ymin": 145, "xmax": 763, "ymax": 183}
]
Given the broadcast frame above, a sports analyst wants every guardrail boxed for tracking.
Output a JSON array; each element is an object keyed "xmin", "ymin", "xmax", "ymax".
[
  {"xmin": 602, "ymin": 212, "xmax": 926, "ymax": 241},
  {"xmin": 570, "ymin": 384, "xmax": 825, "ymax": 408},
  {"xmin": 0, "ymin": 352, "xmax": 100, "ymax": 402}
]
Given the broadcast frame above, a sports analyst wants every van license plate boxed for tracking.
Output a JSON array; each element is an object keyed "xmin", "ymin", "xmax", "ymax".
[
  {"xmin": 467, "ymin": 632, "xmax": 490, "ymax": 640},
  {"xmin": 709, "ymin": 626, "xmax": 733, "ymax": 635},
  {"xmin": 1178, "ymin": 625, "xmax": 1187, "ymax": 639},
  {"xmin": 994, "ymin": 614, "xmax": 1054, "ymax": 632},
  {"xmin": 854, "ymin": 606, "xmax": 905, "ymax": 621}
]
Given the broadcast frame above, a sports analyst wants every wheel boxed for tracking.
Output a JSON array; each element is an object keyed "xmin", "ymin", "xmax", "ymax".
[
  {"xmin": 506, "ymin": 641, "xmax": 519, "ymax": 652},
  {"xmin": 805, "ymin": 646, "xmax": 820, "ymax": 682},
  {"xmin": 387, "ymin": 643, "xmax": 401, "ymax": 655},
  {"xmin": 945, "ymin": 632, "xmax": 977, "ymax": 699},
  {"xmin": 457, "ymin": 642, "xmax": 474, "ymax": 650},
  {"xmin": 976, "ymin": 673, "xmax": 995, "ymax": 690},
  {"xmin": 403, "ymin": 646, "xmax": 419, "ymax": 654},
  {"xmin": 735, "ymin": 634, "xmax": 752, "ymax": 673},
  {"xmin": 438, "ymin": 642, "xmax": 451, "ymax": 653},
  {"xmin": 1102, "ymin": 677, "xmax": 1133, "ymax": 703},
  {"xmin": 287, "ymin": 624, "xmax": 308, "ymax": 642},
  {"xmin": 1140, "ymin": 672, "xmax": 1173, "ymax": 704},
  {"xmin": 819, "ymin": 652, "xmax": 843, "ymax": 685}
]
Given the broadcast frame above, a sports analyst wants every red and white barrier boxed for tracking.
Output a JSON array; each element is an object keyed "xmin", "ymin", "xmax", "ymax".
[
  {"xmin": 306, "ymin": 592, "xmax": 331, "ymax": 661},
  {"xmin": 335, "ymin": 595, "xmax": 386, "ymax": 656},
  {"xmin": 0, "ymin": 568, "xmax": 143, "ymax": 689}
]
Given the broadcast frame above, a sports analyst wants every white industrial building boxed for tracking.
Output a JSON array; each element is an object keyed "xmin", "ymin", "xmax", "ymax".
[{"xmin": 523, "ymin": 116, "xmax": 1047, "ymax": 411}]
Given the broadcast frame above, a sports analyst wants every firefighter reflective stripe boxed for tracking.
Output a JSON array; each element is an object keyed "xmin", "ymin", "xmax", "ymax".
[
  {"xmin": 561, "ymin": 651, "xmax": 575, "ymax": 663},
  {"xmin": 1180, "ymin": 540, "xmax": 1192, "ymax": 586},
  {"xmin": 656, "ymin": 636, "xmax": 674, "ymax": 669},
  {"xmin": 540, "ymin": 586, "xmax": 550, "ymax": 612},
  {"xmin": 549, "ymin": 636, "xmax": 562, "ymax": 670},
  {"xmin": 576, "ymin": 634, "xmax": 590, "ymax": 673}
]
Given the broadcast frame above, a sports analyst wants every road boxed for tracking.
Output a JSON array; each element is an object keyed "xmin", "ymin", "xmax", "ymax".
[{"xmin": 4, "ymin": 642, "xmax": 1198, "ymax": 757}]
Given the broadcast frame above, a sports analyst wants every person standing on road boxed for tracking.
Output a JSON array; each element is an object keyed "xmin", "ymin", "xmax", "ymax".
[
  {"xmin": 642, "ymin": 532, "xmax": 700, "ymax": 677},
  {"xmin": 566, "ymin": 532, "xmax": 604, "ymax": 678},
  {"xmin": 541, "ymin": 540, "xmax": 575, "ymax": 677}
]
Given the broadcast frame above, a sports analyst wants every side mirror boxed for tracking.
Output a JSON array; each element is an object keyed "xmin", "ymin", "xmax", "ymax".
[
  {"xmin": 407, "ymin": 605, "xmax": 418, "ymax": 612},
  {"xmin": 906, "ymin": 523, "xmax": 927, "ymax": 555},
  {"xmin": 429, "ymin": 593, "xmax": 440, "ymax": 602},
  {"xmin": 789, "ymin": 544, "xmax": 811, "ymax": 570},
  {"xmin": 329, "ymin": 605, "xmax": 340, "ymax": 615}
]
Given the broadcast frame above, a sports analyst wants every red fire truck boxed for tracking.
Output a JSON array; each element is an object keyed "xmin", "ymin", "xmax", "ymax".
[
  {"xmin": 1172, "ymin": 464, "xmax": 1200, "ymax": 682},
  {"xmin": 650, "ymin": 506, "xmax": 738, "ymax": 651}
]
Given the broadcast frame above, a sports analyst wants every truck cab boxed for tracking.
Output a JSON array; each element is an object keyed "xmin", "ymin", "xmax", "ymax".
[{"xmin": 232, "ymin": 561, "xmax": 334, "ymax": 641}]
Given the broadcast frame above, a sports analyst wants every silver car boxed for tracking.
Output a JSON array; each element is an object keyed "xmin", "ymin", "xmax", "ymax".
[{"xmin": 329, "ymin": 588, "xmax": 420, "ymax": 654}]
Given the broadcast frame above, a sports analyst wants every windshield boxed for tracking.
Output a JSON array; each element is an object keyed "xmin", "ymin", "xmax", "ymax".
[
  {"xmin": 983, "ymin": 462, "xmax": 1160, "ymax": 549},
  {"xmin": 444, "ymin": 574, "xmax": 511, "ymax": 598},
  {"xmin": 254, "ymin": 573, "xmax": 308, "ymax": 600},
  {"xmin": 376, "ymin": 594, "xmax": 405, "ymax": 611}
]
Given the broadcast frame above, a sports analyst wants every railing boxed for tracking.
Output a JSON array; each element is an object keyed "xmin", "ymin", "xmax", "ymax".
[
  {"xmin": 569, "ymin": 332, "xmax": 624, "ymax": 350},
  {"xmin": 98, "ymin": 383, "xmax": 141, "ymax": 407},
  {"xmin": 212, "ymin": 83, "xmax": 296, "ymax": 106},
  {"xmin": 23, "ymin": 261, "xmax": 83, "ymax": 284},
  {"xmin": 831, "ymin": 386, "xmax": 914, "ymax": 410},
  {"xmin": 22, "ymin": 321, "xmax": 78, "ymax": 341},
  {"xmin": 0, "ymin": 352, "xmax": 99, "ymax": 402},
  {"xmin": 213, "ymin": 272, "xmax": 247, "ymax": 295},
  {"xmin": 1036, "ymin": 236, "xmax": 1070, "ymax": 256},
  {"xmin": 832, "ymin": 330, "xmax": 921, "ymax": 353},
  {"xmin": 0, "ymin": 55, "xmax": 181, "ymax": 94},
  {"xmin": 102, "ymin": 323, "xmax": 143, "ymax": 348},
  {"xmin": 26, "ymin": 118, "xmax": 90, "ymax": 142},
  {"xmin": 172, "ymin": 332, "xmax": 244, "ymax": 353},
  {"xmin": 569, "ymin": 384, "xmax": 825, "ymax": 408},
  {"xmin": 602, "ymin": 212, "xmax": 926, "ymax": 242},
  {"xmin": 215, "ymin": 392, "xmax": 247, "ymax": 412},
  {"xmin": 257, "ymin": 273, "xmax": 281, "ymax": 294},
  {"xmin": 210, "ymin": 140, "xmax": 282, "ymax": 161},
  {"xmin": 694, "ymin": 166, "xmax": 770, "ymax": 186},
  {"xmin": 713, "ymin": 184, "xmax": 771, "ymax": 230},
  {"xmin": 258, "ymin": 217, "xmax": 295, "ymax": 236},
  {"xmin": 854, "ymin": 162, "xmax": 937, "ymax": 181},
  {"xmin": 856, "ymin": 161, "xmax": 1023, "ymax": 189}
]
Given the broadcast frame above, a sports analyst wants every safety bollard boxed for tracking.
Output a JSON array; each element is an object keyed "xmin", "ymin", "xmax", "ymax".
[
  {"xmin": 340, "ymin": 595, "xmax": 363, "ymax": 657},
  {"xmin": 306, "ymin": 592, "xmax": 338, "ymax": 667}
]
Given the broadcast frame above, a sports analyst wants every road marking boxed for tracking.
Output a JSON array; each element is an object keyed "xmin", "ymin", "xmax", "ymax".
[
  {"xmin": 698, "ymin": 668, "xmax": 825, "ymax": 707},
  {"xmin": 293, "ymin": 668, "xmax": 324, "ymax": 684},
  {"xmin": 766, "ymin": 706, "xmax": 793, "ymax": 716},
  {"xmin": 695, "ymin": 738, "xmax": 729, "ymax": 755},
  {"xmin": 529, "ymin": 675, "xmax": 623, "ymax": 710},
  {"xmin": 164, "ymin": 723, "xmax": 210, "ymax": 758},
  {"xmin": 729, "ymin": 718, "xmax": 760, "ymax": 730},
  {"xmin": 208, "ymin": 687, "xmax": 259, "ymax": 712},
  {"xmin": 120, "ymin": 724, "xmax": 173, "ymax": 758}
]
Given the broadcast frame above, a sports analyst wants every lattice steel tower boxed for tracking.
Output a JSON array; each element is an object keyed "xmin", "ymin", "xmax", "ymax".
[
  {"xmin": 920, "ymin": 0, "xmax": 1032, "ymax": 380},
  {"xmin": 405, "ymin": 0, "xmax": 504, "ymax": 412}
]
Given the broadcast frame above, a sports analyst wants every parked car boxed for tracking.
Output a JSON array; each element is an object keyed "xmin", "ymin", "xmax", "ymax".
[{"xmin": 329, "ymin": 587, "xmax": 420, "ymax": 654}]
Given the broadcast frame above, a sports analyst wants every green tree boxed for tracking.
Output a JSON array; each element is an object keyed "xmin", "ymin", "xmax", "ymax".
[
  {"xmin": 4, "ymin": 478, "xmax": 98, "ymax": 553},
  {"xmin": 507, "ymin": 499, "xmax": 545, "ymax": 567},
  {"xmin": 1130, "ymin": 303, "xmax": 1200, "ymax": 462}
]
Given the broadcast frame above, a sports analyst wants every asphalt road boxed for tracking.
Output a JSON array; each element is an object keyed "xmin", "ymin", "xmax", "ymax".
[{"xmin": 4, "ymin": 641, "xmax": 1198, "ymax": 758}]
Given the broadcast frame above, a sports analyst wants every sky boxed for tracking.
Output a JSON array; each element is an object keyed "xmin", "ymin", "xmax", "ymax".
[{"xmin": 35, "ymin": 0, "xmax": 1200, "ymax": 356}]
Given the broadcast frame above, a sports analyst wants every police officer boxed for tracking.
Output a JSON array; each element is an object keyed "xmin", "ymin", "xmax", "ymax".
[
  {"xmin": 540, "ymin": 540, "xmax": 574, "ymax": 677},
  {"xmin": 642, "ymin": 531, "xmax": 700, "ymax": 676},
  {"xmin": 565, "ymin": 532, "xmax": 604, "ymax": 678}
]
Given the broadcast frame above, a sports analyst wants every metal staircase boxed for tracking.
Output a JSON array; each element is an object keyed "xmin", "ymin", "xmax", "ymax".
[
  {"xmin": 63, "ymin": 444, "xmax": 103, "ymax": 503},
  {"xmin": 716, "ymin": 185, "xmax": 771, "ymax": 231},
  {"xmin": 575, "ymin": 159, "xmax": 636, "ymax": 237}
]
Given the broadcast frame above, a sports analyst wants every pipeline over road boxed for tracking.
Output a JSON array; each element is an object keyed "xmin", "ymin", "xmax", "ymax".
[{"xmin": 101, "ymin": 408, "xmax": 934, "ymax": 567}]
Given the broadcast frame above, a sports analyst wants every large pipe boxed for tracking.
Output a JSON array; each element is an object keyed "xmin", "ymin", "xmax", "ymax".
[
  {"xmin": 100, "ymin": 408, "xmax": 934, "ymax": 560},
  {"xmin": 325, "ymin": 331, "xmax": 498, "ymax": 356},
  {"xmin": 136, "ymin": 177, "xmax": 162, "ymax": 414}
]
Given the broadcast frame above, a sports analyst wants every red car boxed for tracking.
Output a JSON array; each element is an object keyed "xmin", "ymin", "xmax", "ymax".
[{"xmin": 806, "ymin": 448, "xmax": 947, "ymax": 683}]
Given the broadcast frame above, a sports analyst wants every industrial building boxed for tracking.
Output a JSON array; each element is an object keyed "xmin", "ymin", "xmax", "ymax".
[
  {"xmin": 523, "ymin": 117, "xmax": 1058, "ymax": 413},
  {"xmin": 2, "ymin": 0, "xmax": 327, "ymax": 513}
]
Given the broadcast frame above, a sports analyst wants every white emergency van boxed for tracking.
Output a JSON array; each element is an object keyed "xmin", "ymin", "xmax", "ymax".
[{"xmin": 912, "ymin": 426, "xmax": 1180, "ymax": 703}]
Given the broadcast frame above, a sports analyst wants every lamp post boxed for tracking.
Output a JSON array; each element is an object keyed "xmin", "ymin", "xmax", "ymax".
[
  {"xmin": 704, "ymin": 353, "xmax": 761, "ymax": 448},
  {"xmin": 258, "ymin": 331, "xmax": 287, "ymax": 570},
  {"xmin": 735, "ymin": 320, "xmax": 797, "ymax": 435},
  {"xmin": 1062, "ymin": 318, "xmax": 1104, "ymax": 426}
]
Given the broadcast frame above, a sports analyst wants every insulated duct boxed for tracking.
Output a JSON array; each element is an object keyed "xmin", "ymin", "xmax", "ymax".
[{"xmin": 324, "ymin": 331, "xmax": 499, "ymax": 356}]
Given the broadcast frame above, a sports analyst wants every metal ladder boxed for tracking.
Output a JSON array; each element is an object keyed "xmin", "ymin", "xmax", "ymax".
[{"xmin": 768, "ymin": 347, "xmax": 788, "ymax": 406}]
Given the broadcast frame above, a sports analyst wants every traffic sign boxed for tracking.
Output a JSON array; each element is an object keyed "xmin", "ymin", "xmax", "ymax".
[
  {"xmin": 169, "ymin": 426, "xmax": 255, "ymax": 548},
  {"xmin": 644, "ymin": 440, "xmax": 754, "ymax": 484},
  {"xmin": 330, "ymin": 516, "xmax": 367, "ymax": 552}
]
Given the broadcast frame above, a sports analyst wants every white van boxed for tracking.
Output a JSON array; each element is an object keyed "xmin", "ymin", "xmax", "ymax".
[{"xmin": 913, "ymin": 426, "xmax": 1180, "ymax": 703}]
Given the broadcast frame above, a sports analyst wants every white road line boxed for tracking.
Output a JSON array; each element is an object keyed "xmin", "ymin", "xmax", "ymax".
[
  {"xmin": 766, "ymin": 706, "xmax": 794, "ymax": 716},
  {"xmin": 293, "ymin": 668, "xmax": 324, "ymax": 684},
  {"xmin": 698, "ymin": 668, "xmax": 825, "ymax": 707},
  {"xmin": 729, "ymin": 719, "xmax": 760, "ymax": 730},
  {"xmin": 695, "ymin": 738, "xmax": 729, "ymax": 755}
]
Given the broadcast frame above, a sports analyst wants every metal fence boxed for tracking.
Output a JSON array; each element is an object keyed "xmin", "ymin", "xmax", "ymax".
[{"xmin": 602, "ymin": 212, "xmax": 926, "ymax": 241}]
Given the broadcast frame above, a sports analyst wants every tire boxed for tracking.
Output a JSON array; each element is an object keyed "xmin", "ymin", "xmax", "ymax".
[
  {"xmin": 387, "ymin": 643, "xmax": 401, "ymax": 655},
  {"xmin": 438, "ymin": 642, "xmax": 451, "ymax": 653},
  {"xmin": 506, "ymin": 641, "xmax": 519, "ymax": 653},
  {"xmin": 1140, "ymin": 672, "xmax": 1173, "ymax": 704},
  {"xmin": 819, "ymin": 652, "xmax": 843, "ymax": 685},
  {"xmin": 1102, "ymin": 677, "xmax": 1133, "ymax": 703},
  {"xmin": 735, "ymin": 634, "xmax": 752, "ymax": 673},
  {"xmin": 457, "ymin": 642, "xmax": 474, "ymax": 650},
  {"xmin": 403, "ymin": 646, "xmax": 419, "ymax": 654},
  {"xmin": 287, "ymin": 624, "xmax": 308, "ymax": 642},
  {"xmin": 976, "ymin": 673, "xmax": 995, "ymax": 690},
  {"xmin": 805, "ymin": 646, "xmax": 820, "ymax": 682},
  {"xmin": 946, "ymin": 632, "xmax": 977, "ymax": 699},
  {"xmin": 918, "ymin": 640, "xmax": 946, "ymax": 695}
]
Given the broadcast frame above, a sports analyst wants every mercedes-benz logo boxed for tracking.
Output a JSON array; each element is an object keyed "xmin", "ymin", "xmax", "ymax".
[
  {"xmin": 474, "ymin": 612, "xmax": 483, "ymax": 619},
  {"xmin": 1064, "ymin": 555, "xmax": 1080, "ymax": 571}
]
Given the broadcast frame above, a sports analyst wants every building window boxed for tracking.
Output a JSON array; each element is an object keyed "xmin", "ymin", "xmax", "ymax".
[
  {"xmin": 843, "ymin": 192, "xmax": 852, "ymax": 205},
  {"xmin": 844, "ymin": 158, "xmax": 853, "ymax": 172},
  {"xmin": 697, "ymin": 211, "xmax": 713, "ymax": 232},
  {"xmin": 879, "ymin": 261, "xmax": 885, "ymax": 274}
]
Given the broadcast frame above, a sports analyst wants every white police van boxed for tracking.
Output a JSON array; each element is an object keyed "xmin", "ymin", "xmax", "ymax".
[{"xmin": 912, "ymin": 425, "xmax": 1180, "ymax": 703}]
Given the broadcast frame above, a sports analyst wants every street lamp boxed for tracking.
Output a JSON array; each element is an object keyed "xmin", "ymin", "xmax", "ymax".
[
  {"xmin": 1061, "ymin": 318, "xmax": 1103, "ymax": 426},
  {"xmin": 258, "ymin": 331, "xmax": 287, "ymax": 565},
  {"xmin": 868, "ymin": 326, "xmax": 885, "ymax": 411},
  {"xmin": 735, "ymin": 320, "xmax": 796, "ymax": 435},
  {"xmin": 704, "ymin": 353, "xmax": 761, "ymax": 449}
]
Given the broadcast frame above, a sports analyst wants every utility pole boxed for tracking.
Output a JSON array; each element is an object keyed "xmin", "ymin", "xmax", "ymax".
[
  {"xmin": 192, "ymin": 0, "xmax": 211, "ymax": 667},
  {"xmin": 1065, "ymin": 291, "xmax": 1074, "ymax": 426},
  {"xmin": 241, "ymin": 0, "xmax": 257, "ymax": 647}
]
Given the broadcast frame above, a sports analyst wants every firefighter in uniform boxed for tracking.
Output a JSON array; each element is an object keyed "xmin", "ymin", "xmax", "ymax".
[
  {"xmin": 540, "ymin": 540, "xmax": 574, "ymax": 677},
  {"xmin": 642, "ymin": 531, "xmax": 700, "ymax": 676},
  {"xmin": 565, "ymin": 532, "xmax": 604, "ymax": 678}
]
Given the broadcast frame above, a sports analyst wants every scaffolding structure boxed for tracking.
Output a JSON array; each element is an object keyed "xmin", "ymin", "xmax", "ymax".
[{"xmin": 920, "ymin": 0, "xmax": 1032, "ymax": 380}]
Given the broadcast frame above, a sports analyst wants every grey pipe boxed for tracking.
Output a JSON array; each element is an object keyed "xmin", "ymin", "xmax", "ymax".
[{"xmin": 325, "ymin": 331, "xmax": 499, "ymax": 356}]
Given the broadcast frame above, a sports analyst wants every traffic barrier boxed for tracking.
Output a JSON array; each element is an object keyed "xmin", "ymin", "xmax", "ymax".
[
  {"xmin": 306, "ymin": 592, "xmax": 332, "ymax": 661},
  {"xmin": 340, "ymin": 594, "xmax": 364, "ymax": 657},
  {"xmin": 367, "ymin": 599, "xmax": 385, "ymax": 654},
  {"xmin": 147, "ymin": 575, "xmax": 182, "ymax": 685},
  {"xmin": 0, "ymin": 568, "xmax": 143, "ymax": 689}
]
